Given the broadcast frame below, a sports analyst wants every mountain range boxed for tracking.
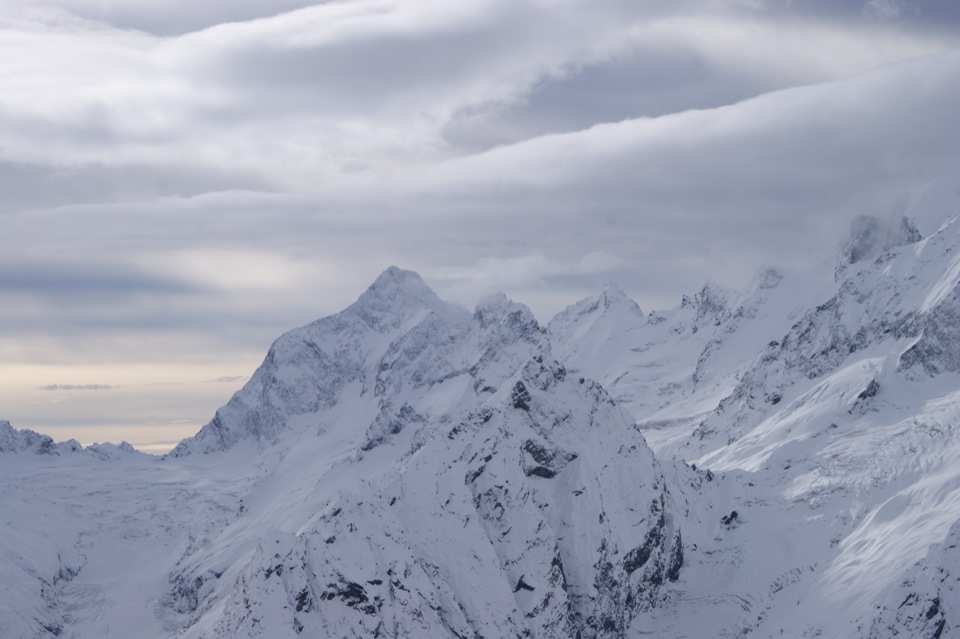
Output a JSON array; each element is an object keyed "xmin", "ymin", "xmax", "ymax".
[{"xmin": 3, "ymin": 194, "xmax": 960, "ymax": 638}]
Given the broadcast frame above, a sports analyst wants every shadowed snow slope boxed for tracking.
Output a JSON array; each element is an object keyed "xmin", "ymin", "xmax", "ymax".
[{"xmin": 6, "ymin": 195, "xmax": 960, "ymax": 638}]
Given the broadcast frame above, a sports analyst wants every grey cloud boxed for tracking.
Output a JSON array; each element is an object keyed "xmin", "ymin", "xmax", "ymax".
[
  {"xmin": 37, "ymin": 384, "xmax": 117, "ymax": 391},
  {"xmin": 0, "ymin": 161, "xmax": 270, "ymax": 214},
  {"xmin": 779, "ymin": 0, "xmax": 960, "ymax": 27},
  {"xmin": 4, "ymin": 0, "xmax": 954, "ymax": 205},
  {"xmin": 7, "ymin": 42, "xmax": 957, "ymax": 322},
  {"xmin": 2, "ymin": 0, "xmax": 959, "ymax": 445},
  {"xmin": 442, "ymin": 47, "xmax": 776, "ymax": 150},
  {"xmin": 0, "ymin": 260, "xmax": 202, "ymax": 296}
]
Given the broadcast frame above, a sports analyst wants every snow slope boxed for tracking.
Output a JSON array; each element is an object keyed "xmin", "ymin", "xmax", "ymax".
[
  {"xmin": 548, "ymin": 205, "xmax": 960, "ymax": 636},
  {"xmin": 1, "ymin": 268, "xmax": 678, "ymax": 639},
  {"xmin": 5, "ymin": 194, "xmax": 960, "ymax": 638}
]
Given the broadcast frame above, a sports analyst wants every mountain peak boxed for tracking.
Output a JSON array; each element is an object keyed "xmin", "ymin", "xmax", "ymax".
[
  {"xmin": 353, "ymin": 266, "xmax": 452, "ymax": 320},
  {"xmin": 550, "ymin": 284, "xmax": 643, "ymax": 329},
  {"xmin": 751, "ymin": 267, "xmax": 784, "ymax": 291},
  {"xmin": 365, "ymin": 266, "xmax": 433, "ymax": 297},
  {"xmin": 840, "ymin": 215, "xmax": 922, "ymax": 265},
  {"xmin": 598, "ymin": 283, "xmax": 638, "ymax": 311},
  {"xmin": 473, "ymin": 293, "xmax": 542, "ymax": 342},
  {"xmin": 0, "ymin": 420, "xmax": 82, "ymax": 455},
  {"xmin": 474, "ymin": 293, "xmax": 538, "ymax": 325},
  {"xmin": 372, "ymin": 265, "xmax": 422, "ymax": 285},
  {"xmin": 681, "ymin": 281, "xmax": 731, "ymax": 319}
]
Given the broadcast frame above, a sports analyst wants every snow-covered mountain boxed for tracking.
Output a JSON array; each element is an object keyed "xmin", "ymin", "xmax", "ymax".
[{"xmin": 4, "ymin": 198, "xmax": 960, "ymax": 638}]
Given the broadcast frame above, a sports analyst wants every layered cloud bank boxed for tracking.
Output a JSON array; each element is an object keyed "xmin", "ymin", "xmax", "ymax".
[{"xmin": 1, "ymin": 0, "xmax": 958, "ymax": 446}]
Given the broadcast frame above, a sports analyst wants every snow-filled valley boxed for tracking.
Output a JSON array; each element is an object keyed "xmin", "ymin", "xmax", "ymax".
[{"xmin": 5, "ymin": 198, "xmax": 960, "ymax": 638}]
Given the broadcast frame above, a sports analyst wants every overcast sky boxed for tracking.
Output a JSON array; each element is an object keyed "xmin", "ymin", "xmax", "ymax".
[{"xmin": 1, "ymin": 0, "xmax": 958, "ymax": 451}]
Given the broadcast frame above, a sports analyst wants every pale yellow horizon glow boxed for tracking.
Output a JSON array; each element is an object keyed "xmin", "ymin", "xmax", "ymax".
[{"xmin": 0, "ymin": 361, "xmax": 260, "ymax": 453}]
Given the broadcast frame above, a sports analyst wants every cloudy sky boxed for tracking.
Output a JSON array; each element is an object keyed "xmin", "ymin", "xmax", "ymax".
[{"xmin": 1, "ymin": 0, "xmax": 958, "ymax": 452}]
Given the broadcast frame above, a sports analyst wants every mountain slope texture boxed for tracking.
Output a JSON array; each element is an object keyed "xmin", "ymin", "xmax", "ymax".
[{"xmin": 4, "ymin": 201, "xmax": 960, "ymax": 638}]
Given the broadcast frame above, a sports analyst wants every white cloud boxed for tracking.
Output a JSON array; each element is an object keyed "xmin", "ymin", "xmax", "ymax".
[
  {"xmin": 1, "ymin": 0, "xmax": 958, "ymax": 445},
  {"xmin": 1, "ymin": 0, "xmax": 955, "ymax": 192}
]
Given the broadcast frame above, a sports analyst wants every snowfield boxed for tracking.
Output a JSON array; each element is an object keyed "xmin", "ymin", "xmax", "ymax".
[{"xmin": 4, "ymin": 201, "xmax": 960, "ymax": 638}]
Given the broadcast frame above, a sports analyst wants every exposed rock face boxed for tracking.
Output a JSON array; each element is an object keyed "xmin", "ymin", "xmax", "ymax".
[
  {"xmin": 170, "ymin": 267, "xmax": 474, "ymax": 456},
  {"xmin": 147, "ymin": 268, "xmax": 682, "ymax": 639},
  {"xmin": 870, "ymin": 519, "xmax": 960, "ymax": 639},
  {"xmin": 544, "ymin": 207, "xmax": 960, "ymax": 637},
  {"xmin": 675, "ymin": 214, "xmax": 958, "ymax": 455},
  {"xmin": 169, "ymin": 268, "xmax": 554, "ymax": 458},
  {"xmin": 0, "ymin": 421, "xmax": 140, "ymax": 458},
  {"xmin": 181, "ymin": 358, "xmax": 679, "ymax": 639}
]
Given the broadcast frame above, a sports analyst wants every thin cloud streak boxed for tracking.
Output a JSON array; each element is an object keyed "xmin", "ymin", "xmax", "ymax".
[
  {"xmin": 205, "ymin": 376, "xmax": 248, "ymax": 384},
  {"xmin": 36, "ymin": 384, "xmax": 117, "ymax": 391}
]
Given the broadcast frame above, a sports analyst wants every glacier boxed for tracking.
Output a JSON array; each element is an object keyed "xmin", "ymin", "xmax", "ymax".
[{"xmin": 4, "ymin": 206, "xmax": 960, "ymax": 637}]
